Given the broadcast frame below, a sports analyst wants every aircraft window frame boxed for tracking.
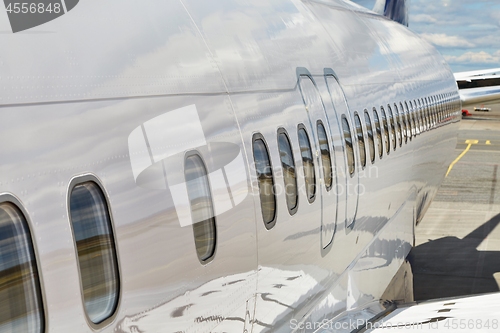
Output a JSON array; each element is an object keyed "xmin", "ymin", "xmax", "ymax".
[
  {"xmin": 441, "ymin": 94, "xmax": 444, "ymax": 122},
  {"xmin": 184, "ymin": 153, "xmax": 218, "ymax": 264},
  {"xmin": 452, "ymin": 93, "xmax": 455, "ymax": 115},
  {"xmin": 412, "ymin": 99, "xmax": 419, "ymax": 134},
  {"xmin": 354, "ymin": 112, "xmax": 367, "ymax": 168},
  {"xmin": 446, "ymin": 93, "xmax": 453, "ymax": 118},
  {"xmin": 252, "ymin": 134, "xmax": 277, "ymax": 229},
  {"xmin": 439, "ymin": 95, "xmax": 442, "ymax": 122},
  {"xmin": 437, "ymin": 95, "xmax": 440, "ymax": 122},
  {"xmin": 317, "ymin": 120, "xmax": 333, "ymax": 191},
  {"xmin": 433, "ymin": 96, "xmax": 437, "ymax": 125},
  {"xmin": 387, "ymin": 104, "xmax": 397, "ymax": 151},
  {"xmin": 446, "ymin": 95, "xmax": 453, "ymax": 117},
  {"xmin": 380, "ymin": 106, "xmax": 390, "ymax": 154},
  {"xmin": 438, "ymin": 95, "xmax": 441, "ymax": 122},
  {"xmin": 451, "ymin": 94, "xmax": 454, "ymax": 118},
  {"xmin": 418, "ymin": 99, "xmax": 425, "ymax": 132},
  {"xmin": 409, "ymin": 100, "xmax": 417, "ymax": 137},
  {"xmin": 430, "ymin": 96, "xmax": 434, "ymax": 127},
  {"xmin": 443, "ymin": 94, "xmax": 449, "ymax": 120},
  {"xmin": 444, "ymin": 94, "xmax": 448, "ymax": 119},
  {"xmin": 394, "ymin": 103, "xmax": 403, "ymax": 147},
  {"xmin": 429, "ymin": 96, "xmax": 434, "ymax": 126},
  {"xmin": 297, "ymin": 124, "xmax": 317, "ymax": 203},
  {"xmin": 450, "ymin": 94, "xmax": 453, "ymax": 118},
  {"xmin": 430, "ymin": 96, "xmax": 435, "ymax": 126},
  {"xmin": 447, "ymin": 95, "xmax": 450, "ymax": 118},
  {"xmin": 400, "ymin": 102, "xmax": 407, "ymax": 143},
  {"xmin": 432, "ymin": 96, "xmax": 436, "ymax": 126},
  {"xmin": 455, "ymin": 94, "xmax": 458, "ymax": 117},
  {"xmin": 0, "ymin": 197, "xmax": 45, "ymax": 333},
  {"xmin": 451, "ymin": 93, "xmax": 455, "ymax": 118},
  {"xmin": 364, "ymin": 110, "xmax": 376, "ymax": 163},
  {"xmin": 68, "ymin": 176, "xmax": 121, "ymax": 327},
  {"xmin": 445, "ymin": 93, "xmax": 448, "ymax": 116},
  {"xmin": 447, "ymin": 94, "xmax": 450, "ymax": 119},
  {"xmin": 446, "ymin": 94, "xmax": 449, "ymax": 119},
  {"xmin": 404, "ymin": 101, "xmax": 412, "ymax": 142},
  {"xmin": 450, "ymin": 96, "xmax": 453, "ymax": 118},
  {"xmin": 430, "ymin": 99, "xmax": 434, "ymax": 126},
  {"xmin": 373, "ymin": 108, "xmax": 383, "ymax": 159},
  {"xmin": 444, "ymin": 94, "xmax": 447, "ymax": 119},
  {"xmin": 451, "ymin": 93, "xmax": 454, "ymax": 117},
  {"xmin": 437, "ymin": 95, "xmax": 441, "ymax": 123},
  {"xmin": 425, "ymin": 97, "xmax": 431, "ymax": 130},
  {"xmin": 421, "ymin": 97, "xmax": 427, "ymax": 131},
  {"xmin": 434, "ymin": 96, "xmax": 437, "ymax": 125},
  {"xmin": 444, "ymin": 94, "xmax": 448, "ymax": 120},
  {"xmin": 436, "ymin": 95, "xmax": 439, "ymax": 121},
  {"xmin": 341, "ymin": 115, "xmax": 356, "ymax": 176},
  {"xmin": 277, "ymin": 128, "xmax": 299, "ymax": 215}
]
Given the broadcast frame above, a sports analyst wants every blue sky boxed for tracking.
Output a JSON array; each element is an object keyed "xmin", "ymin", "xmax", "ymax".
[{"xmin": 352, "ymin": 0, "xmax": 500, "ymax": 72}]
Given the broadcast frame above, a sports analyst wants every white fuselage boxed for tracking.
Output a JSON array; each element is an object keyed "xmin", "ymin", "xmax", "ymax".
[{"xmin": 0, "ymin": 0, "xmax": 460, "ymax": 332}]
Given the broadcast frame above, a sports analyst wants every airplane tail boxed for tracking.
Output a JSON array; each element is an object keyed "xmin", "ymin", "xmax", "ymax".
[{"xmin": 373, "ymin": 0, "xmax": 410, "ymax": 27}]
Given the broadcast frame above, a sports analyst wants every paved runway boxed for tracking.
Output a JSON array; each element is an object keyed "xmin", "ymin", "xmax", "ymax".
[{"xmin": 412, "ymin": 105, "xmax": 500, "ymax": 301}]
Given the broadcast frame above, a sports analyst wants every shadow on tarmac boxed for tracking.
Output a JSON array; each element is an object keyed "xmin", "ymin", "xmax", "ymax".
[{"xmin": 410, "ymin": 213, "xmax": 500, "ymax": 301}]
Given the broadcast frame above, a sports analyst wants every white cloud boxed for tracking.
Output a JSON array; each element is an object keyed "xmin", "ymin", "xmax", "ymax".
[
  {"xmin": 420, "ymin": 33, "xmax": 475, "ymax": 48},
  {"xmin": 442, "ymin": 0, "xmax": 452, "ymax": 7},
  {"xmin": 491, "ymin": 11, "xmax": 500, "ymax": 23},
  {"xmin": 413, "ymin": 14, "xmax": 437, "ymax": 23},
  {"xmin": 444, "ymin": 51, "xmax": 500, "ymax": 64},
  {"xmin": 468, "ymin": 24, "xmax": 499, "ymax": 31}
]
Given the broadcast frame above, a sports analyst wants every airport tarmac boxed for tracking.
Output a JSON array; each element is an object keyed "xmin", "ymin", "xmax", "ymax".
[{"xmin": 412, "ymin": 103, "xmax": 500, "ymax": 301}]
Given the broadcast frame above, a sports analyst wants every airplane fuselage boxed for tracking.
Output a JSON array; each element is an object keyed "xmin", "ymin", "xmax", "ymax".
[{"xmin": 0, "ymin": 0, "xmax": 460, "ymax": 332}]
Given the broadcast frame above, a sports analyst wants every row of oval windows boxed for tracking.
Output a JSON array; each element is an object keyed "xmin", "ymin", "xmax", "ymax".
[
  {"xmin": 253, "ymin": 92, "xmax": 460, "ymax": 228},
  {"xmin": 0, "ymin": 93, "xmax": 459, "ymax": 332},
  {"xmin": 350, "ymin": 93, "xmax": 460, "ymax": 174}
]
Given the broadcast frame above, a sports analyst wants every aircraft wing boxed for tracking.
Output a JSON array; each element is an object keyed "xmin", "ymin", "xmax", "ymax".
[
  {"xmin": 454, "ymin": 68, "xmax": 500, "ymax": 108},
  {"xmin": 366, "ymin": 292, "xmax": 500, "ymax": 332}
]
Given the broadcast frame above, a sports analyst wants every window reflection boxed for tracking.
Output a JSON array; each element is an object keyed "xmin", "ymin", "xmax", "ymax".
[
  {"xmin": 373, "ymin": 108, "xmax": 383, "ymax": 158},
  {"xmin": 410, "ymin": 101, "xmax": 417, "ymax": 137},
  {"xmin": 298, "ymin": 127, "xmax": 316, "ymax": 201},
  {"xmin": 354, "ymin": 114, "xmax": 366, "ymax": 168},
  {"xmin": 253, "ymin": 137, "xmax": 276, "ymax": 225},
  {"xmin": 184, "ymin": 155, "xmax": 217, "ymax": 262},
  {"xmin": 387, "ymin": 105, "xmax": 397, "ymax": 150},
  {"xmin": 278, "ymin": 130, "xmax": 298, "ymax": 213},
  {"xmin": 393, "ymin": 104, "xmax": 403, "ymax": 147},
  {"xmin": 400, "ymin": 103, "xmax": 408, "ymax": 144},
  {"xmin": 70, "ymin": 182, "xmax": 120, "ymax": 324},
  {"xmin": 342, "ymin": 116, "xmax": 355, "ymax": 176},
  {"xmin": 317, "ymin": 122, "xmax": 333, "ymax": 189},
  {"xmin": 364, "ymin": 111, "xmax": 375, "ymax": 163},
  {"xmin": 381, "ymin": 107, "xmax": 390, "ymax": 154},
  {"xmin": 405, "ymin": 102, "xmax": 413, "ymax": 141},
  {"xmin": 0, "ymin": 203, "xmax": 44, "ymax": 333},
  {"xmin": 418, "ymin": 99, "xmax": 424, "ymax": 132}
]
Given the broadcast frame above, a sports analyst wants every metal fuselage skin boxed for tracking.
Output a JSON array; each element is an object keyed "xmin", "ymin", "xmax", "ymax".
[{"xmin": 0, "ymin": 0, "xmax": 460, "ymax": 332}]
